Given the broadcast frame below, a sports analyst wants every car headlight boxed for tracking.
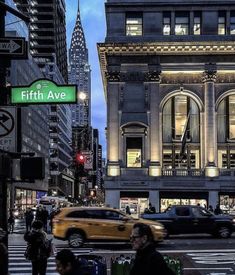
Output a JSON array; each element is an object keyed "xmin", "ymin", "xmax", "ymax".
[
  {"xmin": 232, "ymin": 218, "xmax": 235, "ymax": 223},
  {"xmin": 151, "ymin": 224, "xmax": 164, "ymax": 231}
]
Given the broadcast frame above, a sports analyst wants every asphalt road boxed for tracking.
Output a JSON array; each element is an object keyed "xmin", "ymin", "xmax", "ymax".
[{"xmin": 8, "ymin": 233, "xmax": 235, "ymax": 275}]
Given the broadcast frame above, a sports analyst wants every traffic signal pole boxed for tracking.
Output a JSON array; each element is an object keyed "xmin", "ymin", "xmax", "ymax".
[{"xmin": 0, "ymin": 2, "xmax": 9, "ymax": 273}]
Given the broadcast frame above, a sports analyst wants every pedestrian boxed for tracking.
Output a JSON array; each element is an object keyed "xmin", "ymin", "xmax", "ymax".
[
  {"xmin": 55, "ymin": 249, "xmax": 77, "ymax": 275},
  {"xmin": 149, "ymin": 203, "xmax": 156, "ymax": 213},
  {"xmin": 130, "ymin": 222, "xmax": 175, "ymax": 275},
  {"xmin": 126, "ymin": 205, "xmax": 131, "ymax": 215},
  {"xmin": 0, "ymin": 228, "xmax": 8, "ymax": 275},
  {"xmin": 24, "ymin": 220, "xmax": 51, "ymax": 275},
  {"xmin": 214, "ymin": 204, "xmax": 223, "ymax": 215},
  {"xmin": 208, "ymin": 205, "xmax": 214, "ymax": 212},
  {"xmin": 49, "ymin": 207, "xmax": 58, "ymax": 233},
  {"xmin": 25, "ymin": 208, "xmax": 34, "ymax": 232},
  {"xmin": 41, "ymin": 207, "xmax": 49, "ymax": 232},
  {"xmin": 8, "ymin": 210, "xmax": 15, "ymax": 234}
]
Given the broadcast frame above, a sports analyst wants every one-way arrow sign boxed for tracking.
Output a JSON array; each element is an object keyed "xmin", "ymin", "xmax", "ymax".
[{"xmin": 0, "ymin": 37, "xmax": 27, "ymax": 58}]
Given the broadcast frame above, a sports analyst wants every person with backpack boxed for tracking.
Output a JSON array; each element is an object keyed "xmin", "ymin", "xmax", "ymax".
[
  {"xmin": 24, "ymin": 220, "xmax": 51, "ymax": 275},
  {"xmin": 55, "ymin": 249, "xmax": 77, "ymax": 275}
]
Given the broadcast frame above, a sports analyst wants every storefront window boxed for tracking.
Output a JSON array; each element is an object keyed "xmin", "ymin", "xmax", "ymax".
[
  {"xmin": 120, "ymin": 197, "xmax": 148, "ymax": 218},
  {"xmin": 220, "ymin": 195, "xmax": 235, "ymax": 214},
  {"xmin": 175, "ymin": 13, "xmax": 189, "ymax": 35},
  {"xmin": 163, "ymin": 14, "xmax": 171, "ymax": 35},
  {"xmin": 193, "ymin": 14, "xmax": 201, "ymax": 35},
  {"xmin": 160, "ymin": 198, "xmax": 207, "ymax": 212}
]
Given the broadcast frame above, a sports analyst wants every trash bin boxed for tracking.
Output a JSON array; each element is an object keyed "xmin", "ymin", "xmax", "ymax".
[
  {"xmin": 111, "ymin": 255, "xmax": 133, "ymax": 275},
  {"xmin": 163, "ymin": 255, "xmax": 183, "ymax": 275},
  {"xmin": 77, "ymin": 254, "xmax": 107, "ymax": 275}
]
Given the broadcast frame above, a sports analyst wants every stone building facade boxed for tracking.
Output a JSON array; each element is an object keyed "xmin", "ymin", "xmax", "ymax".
[{"xmin": 98, "ymin": 0, "xmax": 235, "ymax": 215}]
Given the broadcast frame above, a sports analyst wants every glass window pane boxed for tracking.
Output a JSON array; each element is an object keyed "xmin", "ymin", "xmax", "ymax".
[
  {"xmin": 230, "ymin": 24, "xmax": 235, "ymax": 35},
  {"xmin": 218, "ymin": 16, "xmax": 226, "ymax": 35},
  {"xmin": 163, "ymin": 16, "xmax": 171, "ymax": 35},
  {"xmin": 126, "ymin": 17, "xmax": 142, "ymax": 36},
  {"xmin": 175, "ymin": 96, "xmax": 187, "ymax": 137},
  {"xmin": 175, "ymin": 16, "xmax": 189, "ymax": 35},
  {"xmin": 127, "ymin": 149, "xmax": 141, "ymax": 167},
  {"xmin": 194, "ymin": 17, "xmax": 201, "ymax": 35},
  {"xmin": 163, "ymin": 99, "xmax": 172, "ymax": 142},
  {"xmin": 217, "ymin": 100, "xmax": 226, "ymax": 142},
  {"xmin": 229, "ymin": 96, "xmax": 235, "ymax": 139}
]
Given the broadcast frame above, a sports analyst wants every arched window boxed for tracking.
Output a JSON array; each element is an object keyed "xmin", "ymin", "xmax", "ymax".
[
  {"xmin": 162, "ymin": 95, "xmax": 200, "ymax": 169},
  {"xmin": 217, "ymin": 95, "xmax": 235, "ymax": 169}
]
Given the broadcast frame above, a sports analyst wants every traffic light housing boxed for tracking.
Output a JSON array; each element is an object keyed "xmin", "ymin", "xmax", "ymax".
[{"xmin": 20, "ymin": 157, "xmax": 45, "ymax": 180}]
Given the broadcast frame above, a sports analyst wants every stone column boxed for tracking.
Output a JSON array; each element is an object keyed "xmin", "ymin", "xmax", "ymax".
[
  {"xmin": 208, "ymin": 191, "xmax": 219, "ymax": 210},
  {"xmin": 106, "ymin": 69, "xmax": 121, "ymax": 176},
  {"xmin": 145, "ymin": 66, "xmax": 162, "ymax": 176},
  {"xmin": 202, "ymin": 66, "xmax": 219, "ymax": 177},
  {"xmin": 149, "ymin": 190, "xmax": 160, "ymax": 212}
]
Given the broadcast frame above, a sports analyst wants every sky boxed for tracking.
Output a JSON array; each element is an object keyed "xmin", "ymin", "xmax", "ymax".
[{"xmin": 65, "ymin": 0, "xmax": 107, "ymax": 157}]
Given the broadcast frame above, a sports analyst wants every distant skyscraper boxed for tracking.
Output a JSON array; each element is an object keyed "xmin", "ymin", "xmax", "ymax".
[{"xmin": 68, "ymin": 0, "xmax": 91, "ymax": 127}]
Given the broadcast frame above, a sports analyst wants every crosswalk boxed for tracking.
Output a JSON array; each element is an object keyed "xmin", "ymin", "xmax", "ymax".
[{"xmin": 8, "ymin": 244, "xmax": 94, "ymax": 275}]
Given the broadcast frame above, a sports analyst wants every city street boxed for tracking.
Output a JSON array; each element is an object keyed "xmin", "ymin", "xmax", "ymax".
[{"xmin": 8, "ymin": 232, "xmax": 235, "ymax": 275}]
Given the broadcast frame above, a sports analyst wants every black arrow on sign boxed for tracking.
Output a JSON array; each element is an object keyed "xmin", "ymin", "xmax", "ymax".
[{"xmin": 0, "ymin": 114, "xmax": 9, "ymax": 123}]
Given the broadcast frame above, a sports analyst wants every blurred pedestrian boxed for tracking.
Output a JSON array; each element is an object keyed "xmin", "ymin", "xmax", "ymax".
[
  {"xmin": 0, "ymin": 228, "xmax": 8, "ymax": 275},
  {"xmin": 8, "ymin": 210, "xmax": 15, "ymax": 234},
  {"xmin": 55, "ymin": 249, "xmax": 77, "ymax": 275},
  {"xmin": 130, "ymin": 223, "xmax": 175, "ymax": 275},
  {"xmin": 126, "ymin": 205, "xmax": 131, "ymax": 215},
  {"xmin": 214, "ymin": 204, "xmax": 223, "ymax": 215},
  {"xmin": 149, "ymin": 203, "xmax": 156, "ymax": 213},
  {"xmin": 41, "ymin": 207, "xmax": 49, "ymax": 232},
  {"xmin": 24, "ymin": 220, "xmax": 51, "ymax": 275},
  {"xmin": 208, "ymin": 205, "xmax": 214, "ymax": 212},
  {"xmin": 25, "ymin": 208, "xmax": 34, "ymax": 232},
  {"xmin": 49, "ymin": 207, "xmax": 57, "ymax": 233}
]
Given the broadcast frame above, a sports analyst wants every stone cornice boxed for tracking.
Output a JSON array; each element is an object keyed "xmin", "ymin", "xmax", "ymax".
[{"xmin": 97, "ymin": 41, "xmax": 235, "ymax": 95}]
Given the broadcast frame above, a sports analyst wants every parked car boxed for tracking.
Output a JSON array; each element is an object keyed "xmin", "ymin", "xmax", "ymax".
[
  {"xmin": 53, "ymin": 206, "xmax": 165, "ymax": 247},
  {"xmin": 141, "ymin": 205, "xmax": 235, "ymax": 238}
]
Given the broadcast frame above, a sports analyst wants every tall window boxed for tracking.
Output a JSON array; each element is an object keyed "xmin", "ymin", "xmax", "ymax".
[
  {"xmin": 126, "ymin": 13, "xmax": 143, "ymax": 36},
  {"xmin": 163, "ymin": 13, "xmax": 171, "ymax": 35},
  {"xmin": 218, "ymin": 12, "xmax": 226, "ymax": 35},
  {"xmin": 175, "ymin": 13, "xmax": 189, "ymax": 35},
  {"xmin": 218, "ymin": 95, "xmax": 235, "ymax": 141},
  {"xmin": 194, "ymin": 13, "xmax": 201, "ymax": 35},
  {"xmin": 126, "ymin": 137, "xmax": 142, "ymax": 167},
  {"xmin": 230, "ymin": 12, "xmax": 235, "ymax": 35}
]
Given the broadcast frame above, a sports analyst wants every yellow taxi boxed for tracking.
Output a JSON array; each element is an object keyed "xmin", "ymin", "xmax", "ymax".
[{"xmin": 53, "ymin": 207, "xmax": 165, "ymax": 247}]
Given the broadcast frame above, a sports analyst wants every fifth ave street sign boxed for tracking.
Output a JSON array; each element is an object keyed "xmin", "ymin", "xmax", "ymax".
[
  {"xmin": 0, "ymin": 37, "xmax": 27, "ymax": 57},
  {"xmin": 11, "ymin": 79, "xmax": 77, "ymax": 104}
]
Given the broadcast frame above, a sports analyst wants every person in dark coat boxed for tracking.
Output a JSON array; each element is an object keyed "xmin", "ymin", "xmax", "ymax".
[
  {"xmin": 8, "ymin": 210, "xmax": 15, "ymax": 234},
  {"xmin": 214, "ymin": 204, "xmax": 223, "ymax": 215},
  {"xmin": 130, "ymin": 223, "xmax": 175, "ymax": 275},
  {"xmin": 55, "ymin": 249, "xmax": 77, "ymax": 275},
  {"xmin": 24, "ymin": 220, "xmax": 50, "ymax": 275},
  {"xmin": 126, "ymin": 205, "xmax": 131, "ymax": 215},
  {"xmin": 25, "ymin": 208, "xmax": 34, "ymax": 232},
  {"xmin": 0, "ymin": 228, "xmax": 8, "ymax": 275},
  {"xmin": 41, "ymin": 207, "xmax": 49, "ymax": 232}
]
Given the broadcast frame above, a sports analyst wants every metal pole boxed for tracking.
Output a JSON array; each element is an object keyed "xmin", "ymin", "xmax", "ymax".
[{"xmin": 0, "ymin": 2, "xmax": 9, "ymax": 273}]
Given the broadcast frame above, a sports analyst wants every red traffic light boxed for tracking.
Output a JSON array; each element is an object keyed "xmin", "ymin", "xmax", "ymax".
[{"xmin": 76, "ymin": 153, "xmax": 85, "ymax": 163}]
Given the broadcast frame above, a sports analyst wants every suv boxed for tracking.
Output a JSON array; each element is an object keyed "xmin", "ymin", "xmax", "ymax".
[{"xmin": 53, "ymin": 207, "xmax": 165, "ymax": 247}]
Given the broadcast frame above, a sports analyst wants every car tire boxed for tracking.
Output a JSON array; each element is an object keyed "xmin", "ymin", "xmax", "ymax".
[
  {"xmin": 217, "ymin": 226, "xmax": 231, "ymax": 238},
  {"xmin": 68, "ymin": 232, "xmax": 84, "ymax": 248}
]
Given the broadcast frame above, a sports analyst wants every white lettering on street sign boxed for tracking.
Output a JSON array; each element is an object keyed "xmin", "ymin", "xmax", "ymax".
[
  {"xmin": 0, "ymin": 40, "xmax": 21, "ymax": 53},
  {"xmin": 0, "ymin": 107, "xmax": 17, "ymax": 151}
]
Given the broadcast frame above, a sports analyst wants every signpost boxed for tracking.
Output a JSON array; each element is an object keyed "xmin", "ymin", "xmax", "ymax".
[
  {"xmin": 0, "ymin": 37, "xmax": 27, "ymax": 58},
  {"xmin": 11, "ymin": 79, "xmax": 77, "ymax": 104}
]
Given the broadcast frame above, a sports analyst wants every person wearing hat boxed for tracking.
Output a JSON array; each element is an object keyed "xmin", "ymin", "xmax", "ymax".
[{"xmin": 24, "ymin": 220, "xmax": 50, "ymax": 275}]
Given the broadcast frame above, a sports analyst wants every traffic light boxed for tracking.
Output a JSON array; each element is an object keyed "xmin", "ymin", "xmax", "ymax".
[
  {"xmin": 76, "ymin": 153, "xmax": 85, "ymax": 164},
  {"xmin": 20, "ymin": 157, "xmax": 45, "ymax": 180}
]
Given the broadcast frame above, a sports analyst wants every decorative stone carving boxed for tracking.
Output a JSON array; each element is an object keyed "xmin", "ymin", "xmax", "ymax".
[
  {"xmin": 202, "ymin": 70, "xmax": 217, "ymax": 83},
  {"xmin": 145, "ymin": 70, "xmax": 161, "ymax": 82},
  {"xmin": 105, "ymin": 71, "xmax": 121, "ymax": 82},
  {"xmin": 120, "ymin": 72, "xmax": 145, "ymax": 82}
]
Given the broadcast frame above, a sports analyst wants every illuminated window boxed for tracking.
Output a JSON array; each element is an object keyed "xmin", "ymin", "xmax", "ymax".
[
  {"xmin": 218, "ymin": 12, "xmax": 226, "ymax": 35},
  {"xmin": 163, "ymin": 13, "xmax": 171, "ymax": 35},
  {"xmin": 126, "ymin": 137, "xmax": 142, "ymax": 167},
  {"xmin": 230, "ymin": 12, "xmax": 235, "ymax": 35},
  {"xmin": 194, "ymin": 14, "xmax": 201, "ymax": 35},
  {"xmin": 218, "ymin": 95, "xmax": 235, "ymax": 141},
  {"xmin": 175, "ymin": 13, "xmax": 189, "ymax": 35},
  {"xmin": 175, "ymin": 95, "xmax": 187, "ymax": 138},
  {"xmin": 126, "ymin": 14, "xmax": 143, "ymax": 36}
]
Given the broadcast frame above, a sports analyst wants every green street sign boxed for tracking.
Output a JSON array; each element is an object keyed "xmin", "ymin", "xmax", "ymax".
[{"xmin": 11, "ymin": 79, "xmax": 77, "ymax": 104}]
